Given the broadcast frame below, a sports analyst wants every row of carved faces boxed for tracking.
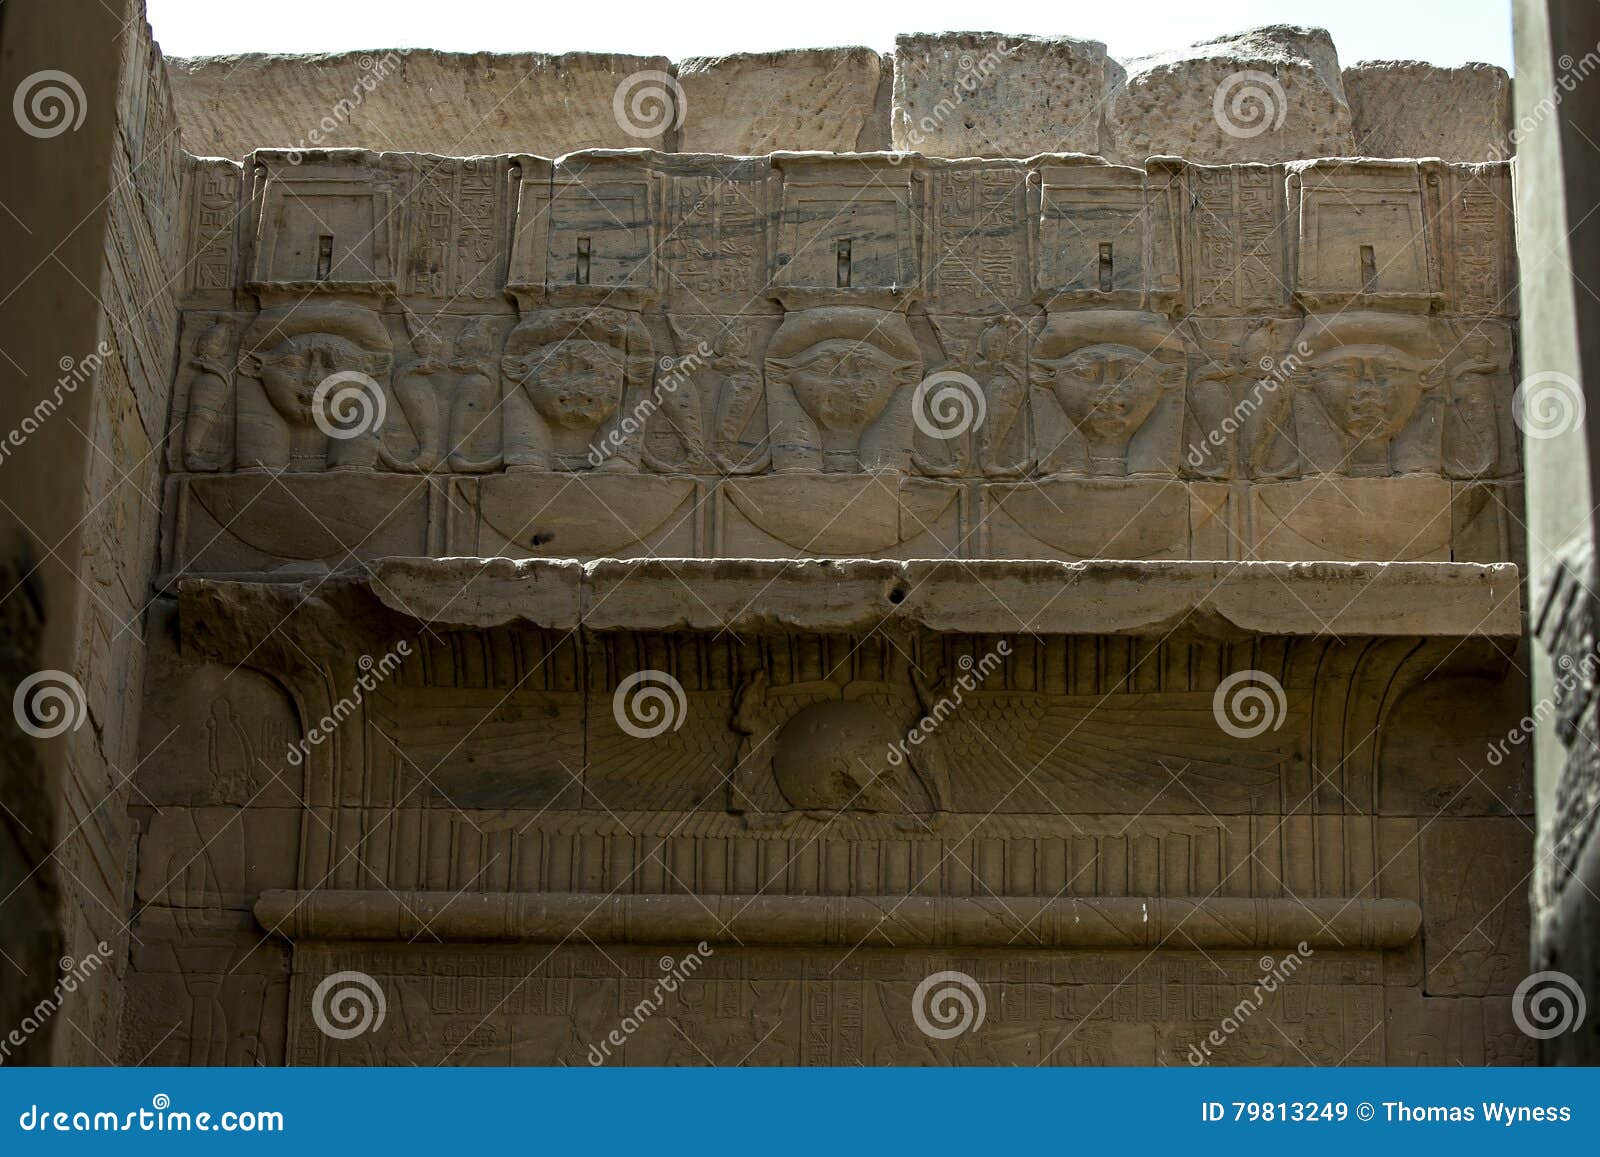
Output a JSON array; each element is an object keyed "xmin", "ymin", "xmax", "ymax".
[{"xmin": 177, "ymin": 302, "xmax": 1519, "ymax": 480}]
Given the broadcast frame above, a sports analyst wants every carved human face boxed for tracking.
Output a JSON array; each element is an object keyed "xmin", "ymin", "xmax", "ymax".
[
  {"xmin": 252, "ymin": 333, "xmax": 381, "ymax": 426},
  {"xmin": 505, "ymin": 339, "xmax": 625, "ymax": 430},
  {"xmin": 1037, "ymin": 342, "xmax": 1180, "ymax": 443},
  {"xmin": 770, "ymin": 338, "xmax": 920, "ymax": 434},
  {"xmin": 1311, "ymin": 348, "xmax": 1430, "ymax": 441}
]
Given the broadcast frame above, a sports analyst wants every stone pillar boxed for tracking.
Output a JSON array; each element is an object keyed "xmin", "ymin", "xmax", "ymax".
[{"xmin": 1515, "ymin": 0, "xmax": 1600, "ymax": 1063}]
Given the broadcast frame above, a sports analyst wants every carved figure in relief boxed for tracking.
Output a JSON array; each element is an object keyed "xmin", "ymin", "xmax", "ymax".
[
  {"xmin": 235, "ymin": 304, "xmax": 393, "ymax": 472},
  {"xmin": 1441, "ymin": 321, "xmax": 1517, "ymax": 479},
  {"xmin": 764, "ymin": 308, "xmax": 923, "ymax": 474},
  {"xmin": 500, "ymin": 308, "xmax": 652, "ymax": 472},
  {"xmin": 1291, "ymin": 312, "xmax": 1444, "ymax": 476},
  {"xmin": 726, "ymin": 669, "xmax": 946, "ymax": 827},
  {"xmin": 921, "ymin": 315, "xmax": 1033, "ymax": 478},
  {"xmin": 181, "ymin": 316, "xmax": 237, "ymax": 472},
  {"xmin": 1185, "ymin": 318, "xmax": 1300, "ymax": 480},
  {"xmin": 643, "ymin": 317, "xmax": 768, "ymax": 474},
  {"xmin": 1032, "ymin": 310, "xmax": 1188, "ymax": 477},
  {"xmin": 381, "ymin": 316, "xmax": 502, "ymax": 473}
]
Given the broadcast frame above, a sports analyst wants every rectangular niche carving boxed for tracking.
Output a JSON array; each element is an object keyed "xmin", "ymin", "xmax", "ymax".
[
  {"xmin": 1035, "ymin": 161, "xmax": 1160, "ymax": 308},
  {"xmin": 1293, "ymin": 160, "xmax": 1441, "ymax": 311},
  {"xmin": 247, "ymin": 155, "xmax": 395, "ymax": 298},
  {"xmin": 774, "ymin": 156, "xmax": 919, "ymax": 299}
]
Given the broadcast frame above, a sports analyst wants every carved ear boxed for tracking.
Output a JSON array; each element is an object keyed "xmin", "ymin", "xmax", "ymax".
[{"xmin": 1030, "ymin": 359, "xmax": 1057, "ymax": 387}]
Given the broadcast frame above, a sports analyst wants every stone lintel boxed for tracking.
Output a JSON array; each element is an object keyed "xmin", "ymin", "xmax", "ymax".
[
  {"xmin": 254, "ymin": 890, "xmax": 1421, "ymax": 950},
  {"xmin": 180, "ymin": 557, "xmax": 1521, "ymax": 640}
]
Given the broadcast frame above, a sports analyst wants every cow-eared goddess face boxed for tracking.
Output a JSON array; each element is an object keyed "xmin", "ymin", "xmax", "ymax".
[
  {"xmin": 1309, "ymin": 346, "xmax": 1433, "ymax": 440},
  {"xmin": 505, "ymin": 338, "xmax": 627, "ymax": 430},
  {"xmin": 769, "ymin": 338, "xmax": 921, "ymax": 434},
  {"xmin": 1035, "ymin": 341, "xmax": 1183, "ymax": 442},
  {"xmin": 251, "ymin": 333, "xmax": 385, "ymax": 425}
]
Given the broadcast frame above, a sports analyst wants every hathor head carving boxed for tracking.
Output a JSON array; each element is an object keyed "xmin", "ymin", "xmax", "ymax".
[
  {"xmin": 765, "ymin": 308, "xmax": 922, "ymax": 435},
  {"xmin": 1032, "ymin": 310, "xmax": 1188, "ymax": 475},
  {"xmin": 1295, "ymin": 312, "xmax": 1442, "ymax": 444},
  {"xmin": 764, "ymin": 307, "xmax": 923, "ymax": 473},
  {"xmin": 500, "ymin": 309, "xmax": 647, "ymax": 432},
  {"xmin": 240, "ymin": 305, "xmax": 393, "ymax": 428}
]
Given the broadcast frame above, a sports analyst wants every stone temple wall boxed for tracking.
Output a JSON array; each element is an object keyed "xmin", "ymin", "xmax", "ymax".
[
  {"xmin": 1, "ymin": 18, "xmax": 1525, "ymax": 1068},
  {"xmin": 1, "ymin": 0, "xmax": 184, "ymax": 1065}
]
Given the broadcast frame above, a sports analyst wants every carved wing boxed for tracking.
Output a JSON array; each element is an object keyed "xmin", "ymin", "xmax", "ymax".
[{"xmin": 932, "ymin": 691, "xmax": 1290, "ymax": 813}]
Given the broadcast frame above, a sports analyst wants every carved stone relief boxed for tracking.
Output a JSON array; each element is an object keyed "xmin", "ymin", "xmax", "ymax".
[
  {"xmin": 500, "ymin": 308, "xmax": 654, "ymax": 472},
  {"xmin": 1032, "ymin": 310, "xmax": 1188, "ymax": 478}
]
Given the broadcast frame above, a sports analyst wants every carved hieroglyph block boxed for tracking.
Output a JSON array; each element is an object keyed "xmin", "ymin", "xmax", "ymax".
[
  {"xmin": 923, "ymin": 161, "xmax": 1031, "ymax": 315},
  {"xmin": 180, "ymin": 156, "xmax": 241, "ymax": 305},
  {"xmin": 656, "ymin": 157, "xmax": 775, "ymax": 312}
]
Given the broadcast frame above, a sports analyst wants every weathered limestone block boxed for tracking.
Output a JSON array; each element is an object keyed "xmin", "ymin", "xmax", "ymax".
[
  {"xmin": 167, "ymin": 50, "xmax": 676, "ymax": 158},
  {"xmin": 1346, "ymin": 61, "xmax": 1512, "ymax": 160},
  {"xmin": 1107, "ymin": 26, "xmax": 1354, "ymax": 165},
  {"xmin": 891, "ymin": 32, "xmax": 1115, "ymax": 157},
  {"xmin": 676, "ymin": 48, "xmax": 887, "ymax": 154}
]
